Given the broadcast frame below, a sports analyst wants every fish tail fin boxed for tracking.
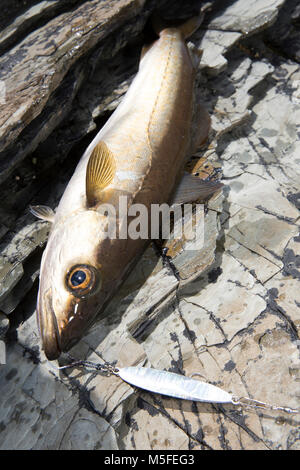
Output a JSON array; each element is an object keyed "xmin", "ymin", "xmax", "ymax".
[
  {"xmin": 177, "ymin": 14, "xmax": 204, "ymax": 39},
  {"xmin": 152, "ymin": 4, "xmax": 211, "ymax": 39},
  {"xmin": 151, "ymin": 12, "xmax": 167, "ymax": 37}
]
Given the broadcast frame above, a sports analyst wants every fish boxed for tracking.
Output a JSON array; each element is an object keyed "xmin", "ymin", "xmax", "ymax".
[{"xmin": 31, "ymin": 11, "xmax": 222, "ymax": 360}]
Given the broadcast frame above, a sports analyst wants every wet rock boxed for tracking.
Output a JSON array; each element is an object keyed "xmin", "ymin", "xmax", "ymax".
[
  {"xmin": 0, "ymin": 1, "xmax": 143, "ymax": 154},
  {"xmin": 0, "ymin": 1, "xmax": 82, "ymax": 56},
  {"xmin": 0, "ymin": 216, "xmax": 49, "ymax": 313},
  {"xmin": 0, "ymin": 312, "xmax": 9, "ymax": 338},
  {"xmin": 198, "ymin": 30, "xmax": 242, "ymax": 74},
  {"xmin": 207, "ymin": 0, "xmax": 286, "ymax": 35},
  {"xmin": 263, "ymin": 0, "xmax": 300, "ymax": 63}
]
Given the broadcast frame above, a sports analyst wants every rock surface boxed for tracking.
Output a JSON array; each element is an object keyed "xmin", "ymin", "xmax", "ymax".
[{"xmin": 0, "ymin": 0, "xmax": 299, "ymax": 450}]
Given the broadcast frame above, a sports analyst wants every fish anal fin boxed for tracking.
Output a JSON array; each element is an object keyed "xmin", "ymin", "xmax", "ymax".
[
  {"xmin": 29, "ymin": 205, "xmax": 55, "ymax": 223},
  {"xmin": 86, "ymin": 141, "xmax": 116, "ymax": 207},
  {"xmin": 171, "ymin": 173, "xmax": 223, "ymax": 205}
]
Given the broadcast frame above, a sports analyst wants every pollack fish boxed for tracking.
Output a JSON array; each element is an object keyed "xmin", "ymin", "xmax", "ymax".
[{"xmin": 31, "ymin": 13, "xmax": 222, "ymax": 360}]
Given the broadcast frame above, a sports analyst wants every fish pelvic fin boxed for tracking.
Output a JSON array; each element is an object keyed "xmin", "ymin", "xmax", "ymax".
[
  {"xmin": 171, "ymin": 173, "xmax": 223, "ymax": 205},
  {"xmin": 86, "ymin": 141, "xmax": 116, "ymax": 207},
  {"xmin": 29, "ymin": 205, "xmax": 55, "ymax": 223}
]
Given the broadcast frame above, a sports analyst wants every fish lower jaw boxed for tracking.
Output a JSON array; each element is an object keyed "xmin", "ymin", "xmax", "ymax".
[
  {"xmin": 38, "ymin": 291, "xmax": 63, "ymax": 360},
  {"xmin": 42, "ymin": 332, "xmax": 61, "ymax": 360}
]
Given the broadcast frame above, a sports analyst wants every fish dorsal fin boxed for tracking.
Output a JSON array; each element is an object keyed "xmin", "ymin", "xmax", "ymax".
[
  {"xmin": 86, "ymin": 141, "xmax": 116, "ymax": 206},
  {"xmin": 29, "ymin": 205, "xmax": 55, "ymax": 223},
  {"xmin": 171, "ymin": 173, "xmax": 223, "ymax": 205}
]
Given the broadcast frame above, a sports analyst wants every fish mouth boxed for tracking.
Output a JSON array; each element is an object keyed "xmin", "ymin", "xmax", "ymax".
[
  {"xmin": 38, "ymin": 289, "xmax": 87, "ymax": 360},
  {"xmin": 37, "ymin": 287, "xmax": 105, "ymax": 360},
  {"xmin": 38, "ymin": 288, "xmax": 62, "ymax": 360}
]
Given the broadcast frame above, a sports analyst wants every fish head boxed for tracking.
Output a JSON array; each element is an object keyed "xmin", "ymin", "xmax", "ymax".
[{"xmin": 37, "ymin": 210, "xmax": 109, "ymax": 360}]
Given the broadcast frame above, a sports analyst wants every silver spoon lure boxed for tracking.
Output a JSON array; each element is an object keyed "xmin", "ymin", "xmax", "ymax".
[{"xmin": 54, "ymin": 357, "xmax": 299, "ymax": 415}]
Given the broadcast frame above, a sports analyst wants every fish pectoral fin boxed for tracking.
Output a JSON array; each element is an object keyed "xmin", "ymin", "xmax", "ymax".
[
  {"xmin": 29, "ymin": 205, "xmax": 55, "ymax": 223},
  {"xmin": 171, "ymin": 173, "xmax": 223, "ymax": 205},
  {"xmin": 86, "ymin": 141, "xmax": 116, "ymax": 207}
]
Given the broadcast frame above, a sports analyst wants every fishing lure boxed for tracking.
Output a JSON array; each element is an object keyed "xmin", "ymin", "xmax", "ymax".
[{"xmin": 56, "ymin": 358, "xmax": 299, "ymax": 415}]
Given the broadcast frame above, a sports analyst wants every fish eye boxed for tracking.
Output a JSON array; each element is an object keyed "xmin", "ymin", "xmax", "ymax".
[
  {"xmin": 71, "ymin": 270, "xmax": 86, "ymax": 287},
  {"xmin": 66, "ymin": 264, "xmax": 101, "ymax": 297}
]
